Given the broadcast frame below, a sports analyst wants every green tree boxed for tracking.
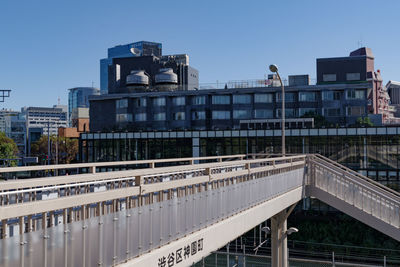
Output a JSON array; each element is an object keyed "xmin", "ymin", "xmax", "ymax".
[
  {"xmin": 30, "ymin": 135, "xmax": 78, "ymax": 165},
  {"xmin": 355, "ymin": 117, "xmax": 374, "ymax": 127},
  {"xmin": 0, "ymin": 132, "xmax": 18, "ymax": 166}
]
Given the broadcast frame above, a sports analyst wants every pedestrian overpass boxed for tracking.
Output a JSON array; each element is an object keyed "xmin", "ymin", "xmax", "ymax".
[{"xmin": 0, "ymin": 154, "xmax": 399, "ymax": 267}]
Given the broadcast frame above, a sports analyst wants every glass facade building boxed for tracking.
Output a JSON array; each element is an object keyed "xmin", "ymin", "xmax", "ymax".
[
  {"xmin": 68, "ymin": 87, "xmax": 100, "ymax": 124},
  {"xmin": 80, "ymin": 127, "xmax": 400, "ymax": 190}
]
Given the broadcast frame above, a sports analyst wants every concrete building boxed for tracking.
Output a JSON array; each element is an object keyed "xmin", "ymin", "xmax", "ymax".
[
  {"xmin": 100, "ymin": 41, "xmax": 162, "ymax": 94},
  {"xmin": 90, "ymin": 47, "xmax": 392, "ymax": 132},
  {"xmin": 22, "ymin": 106, "xmax": 67, "ymax": 136}
]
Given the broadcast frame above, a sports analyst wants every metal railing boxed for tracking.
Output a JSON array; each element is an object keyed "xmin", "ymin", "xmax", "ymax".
[
  {"xmin": 0, "ymin": 155, "xmax": 305, "ymax": 267},
  {"xmin": 309, "ymin": 154, "xmax": 400, "ymax": 232}
]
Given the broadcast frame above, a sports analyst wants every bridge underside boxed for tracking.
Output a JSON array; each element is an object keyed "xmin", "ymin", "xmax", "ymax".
[
  {"xmin": 120, "ymin": 187, "xmax": 303, "ymax": 266},
  {"xmin": 308, "ymin": 187, "xmax": 400, "ymax": 241}
]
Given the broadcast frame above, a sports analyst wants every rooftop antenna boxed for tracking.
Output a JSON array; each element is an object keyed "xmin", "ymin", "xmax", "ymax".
[
  {"xmin": 58, "ymin": 96, "xmax": 60, "ymax": 105},
  {"xmin": 91, "ymin": 81, "xmax": 94, "ymax": 88}
]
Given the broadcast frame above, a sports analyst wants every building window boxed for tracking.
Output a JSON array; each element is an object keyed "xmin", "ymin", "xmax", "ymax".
[
  {"xmin": 116, "ymin": 113, "xmax": 132, "ymax": 122},
  {"xmin": 233, "ymin": 110, "xmax": 251, "ymax": 119},
  {"xmin": 116, "ymin": 99, "xmax": 128, "ymax": 109},
  {"xmin": 347, "ymin": 89, "xmax": 365, "ymax": 100},
  {"xmin": 299, "ymin": 108, "xmax": 317, "ymax": 117},
  {"xmin": 154, "ymin": 112, "xmax": 166, "ymax": 121},
  {"xmin": 153, "ymin": 97, "xmax": 166, "ymax": 106},
  {"xmin": 173, "ymin": 112, "xmax": 185, "ymax": 120},
  {"xmin": 322, "ymin": 91, "xmax": 341, "ymax": 101},
  {"xmin": 212, "ymin": 111, "xmax": 230, "ymax": 119},
  {"xmin": 346, "ymin": 73, "xmax": 361, "ymax": 81},
  {"xmin": 134, "ymin": 98, "xmax": 147, "ymax": 107},
  {"xmin": 172, "ymin": 96, "xmax": 185, "ymax": 106},
  {"xmin": 323, "ymin": 74, "xmax": 337, "ymax": 82},
  {"xmin": 135, "ymin": 113, "xmax": 147, "ymax": 121},
  {"xmin": 299, "ymin": 92, "xmax": 316, "ymax": 102},
  {"xmin": 233, "ymin": 95, "xmax": 251, "ymax": 104},
  {"xmin": 323, "ymin": 108, "xmax": 341, "ymax": 117},
  {"xmin": 254, "ymin": 109, "xmax": 273, "ymax": 119},
  {"xmin": 192, "ymin": 96, "xmax": 206, "ymax": 105},
  {"xmin": 192, "ymin": 111, "xmax": 206, "ymax": 120},
  {"xmin": 276, "ymin": 92, "xmax": 295, "ymax": 102},
  {"xmin": 254, "ymin": 93, "xmax": 273, "ymax": 103},
  {"xmin": 212, "ymin": 95, "xmax": 230, "ymax": 105},
  {"xmin": 276, "ymin": 109, "xmax": 296, "ymax": 118},
  {"xmin": 346, "ymin": 106, "xmax": 365, "ymax": 116}
]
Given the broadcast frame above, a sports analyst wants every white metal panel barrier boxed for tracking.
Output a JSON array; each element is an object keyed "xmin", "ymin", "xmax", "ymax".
[
  {"xmin": 309, "ymin": 154, "xmax": 400, "ymax": 241},
  {"xmin": 0, "ymin": 168, "xmax": 304, "ymax": 267}
]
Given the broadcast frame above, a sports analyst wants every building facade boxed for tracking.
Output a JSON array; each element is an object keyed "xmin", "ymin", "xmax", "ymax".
[
  {"xmin": 22, "ymin": 106, "xmax": 67, "ymax": 136},
  {"xmin": 100, "ymin": 41, "xmax": 162, "ymax": 94},
  {"xmin": 79, "ymin": 127, "xmax": 400, "ymax": 190},
  {"xmin": 68, "ymin": 87, "xmax": 100, "ymax": 125},
  {"xmin": 90, "ymin": 47, "xmax": 396, "ymax": 132},
  {"xmin": 0, "ymin": 109, "xmax": 26, "ymax": 156}
]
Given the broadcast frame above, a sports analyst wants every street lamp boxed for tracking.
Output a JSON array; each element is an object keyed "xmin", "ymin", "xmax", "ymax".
[{"xmin": 269, "ymin": 64, "xmax": 285, "ymax": 156}]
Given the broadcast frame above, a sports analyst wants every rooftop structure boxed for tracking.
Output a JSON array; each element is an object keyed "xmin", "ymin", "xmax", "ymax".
[{"xmin": 100, "ymin": 41, "xmax": 162, "ymax": 94}]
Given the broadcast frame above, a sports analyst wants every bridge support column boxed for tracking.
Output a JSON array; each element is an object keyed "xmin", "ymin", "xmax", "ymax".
[{"xmin": 271, "ymin": 203, "xmax": 296, "ymax": 267}]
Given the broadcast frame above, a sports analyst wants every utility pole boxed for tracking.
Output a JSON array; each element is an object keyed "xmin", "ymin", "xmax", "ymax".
[{"xmin": 47, "ymin": 121, "xmax": 50, "ymax": 165}]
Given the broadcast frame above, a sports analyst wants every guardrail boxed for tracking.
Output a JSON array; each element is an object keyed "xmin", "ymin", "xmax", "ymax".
[
  {"xmin": 0, "ymin": 154, "xmax": 246, "ymax": 174},
  {"xmin": 0, "ymin": 155, "xmax": 305, "ymax": 267},
  {"xmin": 309, "ymin": 154, "xmax": 400, "ymax": 232},
  {"xmin": 0, "ymin": 155, "xmax": 306, "ymax": 239}
]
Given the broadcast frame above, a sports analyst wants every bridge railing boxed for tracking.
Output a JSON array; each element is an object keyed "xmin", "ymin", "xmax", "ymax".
[
  {"xmin": 0, "ymin": 155, "xmax": 306, "ymax": 266},
  {"xmin": 0, "ymin": 155, "xmax": 306, "ymax": 235},
  {"xmin": 309, "ymin": 154, "xmax": 400, "ymax": 230},
  {"xmin": 0, "ymin": 154, "xmax": 246, "ymax": 176}
]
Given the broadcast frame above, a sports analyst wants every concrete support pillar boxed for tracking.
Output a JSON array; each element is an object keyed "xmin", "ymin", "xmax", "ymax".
[{"xmin": 271, "ymin": 203, "xmax": 297, "ymax": 267}]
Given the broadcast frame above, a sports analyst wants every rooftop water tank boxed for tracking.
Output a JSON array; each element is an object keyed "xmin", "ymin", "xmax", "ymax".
[
  {"xmin": 155, "ymin": 68, "xmax": 178, "ymax": 84},
  {"xmin": 126, "ymin": 70, "xmax": 149, "ymax": 86}
]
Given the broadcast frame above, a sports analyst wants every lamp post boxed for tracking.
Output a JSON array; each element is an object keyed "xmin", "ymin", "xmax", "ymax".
[{"xmin": 269, "ymin": 64, "xmax": 285, "ymax": 156}]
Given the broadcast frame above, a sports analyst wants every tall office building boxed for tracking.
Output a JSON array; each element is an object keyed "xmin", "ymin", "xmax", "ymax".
[
  {"xmin": 68, "ymin": 87, "xmax": 100, "ymax": 125},
  {"xmin": 100, "ymin": 41, "xmax": 162, "ymax": 94}
]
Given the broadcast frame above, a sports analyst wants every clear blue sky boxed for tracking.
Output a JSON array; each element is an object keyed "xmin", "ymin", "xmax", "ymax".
[{"xmin": 1, "ymin": 0, "xmax": 399, "ymax": 111}]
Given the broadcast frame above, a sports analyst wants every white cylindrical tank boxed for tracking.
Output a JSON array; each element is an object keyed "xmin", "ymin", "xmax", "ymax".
[
  {"xmin": 126, "ymin": 70, "xmax": 149, "ymax": 86},
  {"xmin": 155, "ymin": 68, "xmax": 178, "ymax": 84}
]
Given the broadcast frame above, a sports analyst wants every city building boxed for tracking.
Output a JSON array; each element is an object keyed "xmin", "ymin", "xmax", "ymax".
[
  {"xmin": 0, "ymin": 109, "xmax": 26, "ymax": 156},
  {"xmin": 386, "ymin": 80, "xmax": 400, "ymax": 117},
  {"xmin": 68, "ymin": 87, "xmax": 100, "ymax": 125},
  {"xmin": 22, "ymin": 106, "xmax": 68, "ymax": 155},
  {"xmin": 100, "ymin": 41, "xmax": 162, "ymax": 94},
  {"xmin": 79, "ymin": 126, "xmax": 400, "ymax": 189},
  {"xmin": 90, "ymin": 47, "xmax": 394, "ymax": 132},
  {"xmin": 59, "ymin": 107, "xmax": 90, "ymax": 138}
]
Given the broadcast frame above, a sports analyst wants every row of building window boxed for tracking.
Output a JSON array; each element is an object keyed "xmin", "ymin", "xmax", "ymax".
[
  {"xmin": 322, "ymin": 73, "xmax": 361, "ymax": 82},
  {"xmin": 115, "ymin": 89, "xmax": 366, "ymax": 109},
  {"xmin": 116, "ymin": 106, "xmax": 366, "ymax": 122}
]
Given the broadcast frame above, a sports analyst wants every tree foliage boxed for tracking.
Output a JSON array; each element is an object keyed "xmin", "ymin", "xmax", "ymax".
[
  {"xmin": 0, "ymin": 132, "xmax": 18, "ymax": 166},
  {"xmin": 355, "ymin": 117, "xmax": 374, "ymax": 127},
  {"xmin": 30, "ymin": 135, "xmax": 78, "ymax": 164}
]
